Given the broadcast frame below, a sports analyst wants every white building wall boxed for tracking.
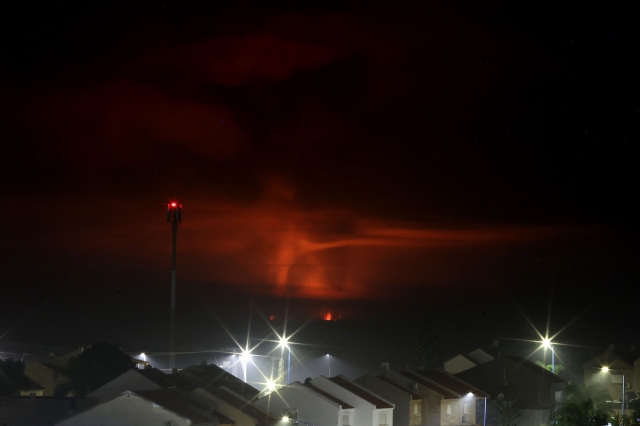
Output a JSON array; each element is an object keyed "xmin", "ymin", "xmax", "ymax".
[
  {"xmin": 56, "ymin": 392, "xmax": 194, "ymax": 426},
  {"xmin": 311, "ymin": 375, "xmax": 392, "ymax": 426},
  {"xmin": 356, "ymin": 375, "xmax": 410, "ymax": 426},
  {"xmin": 374, "ymin": 407, "xmax": 394, "ymax": 426}
]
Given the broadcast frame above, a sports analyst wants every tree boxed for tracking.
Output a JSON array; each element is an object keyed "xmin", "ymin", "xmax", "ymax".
[
  {"xmin": 414, "ymin": 320, "xmax": 443, "ymax": 370},
  {"xmin": 554, "ymin": 382, "xmax": 612, "ymax": 426},
  {"xmin": 56, "ymin": 342, "xmax": 135, "ymax": 396},
  {"xmin": 0, "ymin": 358, "xmax": 32, "ymax": 396},
  {"xmin": 489, "ymin": 398, "xmax": 522, "ymax": 426},
  {"xmin": 535, "ymin": 361, "xmax": 566, "ymax": 374}
]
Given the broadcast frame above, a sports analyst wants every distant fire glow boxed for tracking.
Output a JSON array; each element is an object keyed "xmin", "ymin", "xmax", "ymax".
[{"xmin": 324, "ymin": 312, "xmax": 332, "ymax": 321}]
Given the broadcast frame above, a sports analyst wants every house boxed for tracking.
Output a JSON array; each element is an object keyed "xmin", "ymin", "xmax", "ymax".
[
  {"xmin": 190, "ymin": 385, "xmax": 282, "ymax": 426},
  {"xmin": 456, "ymin": 355, "xmax": 565, "ymax": 426},
  {"xmin": 179, "ymin": 362, "xmax": 260, "ymax": 399},
  {"xmin": 356, "ymin": 373, "xmax": 424, "ymax": 426},
  {"xmin": 582, "ymin": 345, "xmax": 639, "ymax": 411},
  {"xmin": 24, "ymin": 362, "xmax": 71, "ymax": 396},
  {"xmin": 378, "ymin": 369, "xmax": 450, "ymax": 426},
  {"xmin": 310, "ymin": 375, "xmax": 394, "ymax": 426},
  {"xmin": 385, "ymin": 369, "xmax": 488, "ymax": 426},
  {"xmin": 86, "ymin": 367, "xmax": 196, "ymax": 402},
  {"xmin": 410, "ymin": 370, "xmax": 488, "ymax": 426},
  {"xmin": 254, "ymin": 379, "xmax": 355, "ymax": 426},
  {"xmin": 55, "ymin": 389, "xmax": 234, "ymax": 426}
]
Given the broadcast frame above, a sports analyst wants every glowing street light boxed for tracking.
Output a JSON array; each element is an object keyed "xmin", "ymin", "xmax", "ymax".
[
  {"xmin": 602, "ymin": 367, "xmax": 626, "ymax": 415},
  {"xmin": 326, "ymin": 354, "xmax": 331, "ymax": 377}
]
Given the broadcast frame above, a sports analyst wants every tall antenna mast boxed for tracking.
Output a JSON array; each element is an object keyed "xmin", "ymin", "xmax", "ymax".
[{"xmin": 166, "ymin": 201, "xmax": 182, "ymax": 372}]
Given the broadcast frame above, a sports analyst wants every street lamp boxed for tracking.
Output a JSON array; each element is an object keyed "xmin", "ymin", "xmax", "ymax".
[
  {"xmin": 602, "ymin": 367, "xmax": 626, "ymax": 415},
  {"xmin": 542, "ymin": 338, "xmax": 555, "ymax": 374},
  {"xmin": 279, "ymin": 338, "xmax": 291, "ymax": 385},
  {"xmin": 326, "ymin": 354, "xmax": 331, "ymax": 377}
]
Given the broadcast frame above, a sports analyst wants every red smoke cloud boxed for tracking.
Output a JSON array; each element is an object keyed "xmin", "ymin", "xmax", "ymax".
[
  {"xmin": 43, "ymin": 81, "xmax": 248, "ymax": 166},
  {"xmin": 9, "ymin": 180, "xmax": 557, "ymax": 301},
  {"xmin": 143, "ymin": 35, "xmax": 339, "ymax": 86}
]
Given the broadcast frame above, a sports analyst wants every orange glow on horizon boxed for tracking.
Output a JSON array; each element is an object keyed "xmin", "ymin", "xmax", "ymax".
[
  {"xmin": 324, "ymin": 312, "xmax": 332, "ymax": 321},
  {"xmin": 31, "ymin": 188, "xmax": 564, "ymax": 301}
]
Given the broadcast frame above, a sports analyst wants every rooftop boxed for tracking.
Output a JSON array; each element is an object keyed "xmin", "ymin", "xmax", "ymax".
[
  {"xmin": 136, "ymin": 389, "xmax": 234, "ymax": 425},
  {"xmin": 415, "ymin": 369, "xmax": 489, "ymax": 397},
  {"xmin": 210, "ymin": 386, "xmax": 280, "ymax": 425},
  {"xmin": 303, "ymin": 380, "xmax": 354, "ymax": 408},
  {"xmin": 329, "ymin": 375, "xmax": 393, "ymax": 409}
]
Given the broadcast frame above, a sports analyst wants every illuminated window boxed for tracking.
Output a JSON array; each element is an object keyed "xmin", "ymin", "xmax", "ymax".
[
  {"xmin": 414, "ymin": 404, "xmax": 422, "ymax": 416},
  {"xmin": 447, "ymin": 405, "xmax": 452, "ymax": 415},
  {"xmin": 343, "ymin": 415, "xmax": 350, "ymax": 426},
  {"xmin": 555, "ymin": 391, "xmax": 563, "ymax": 402},
  {"xmin": 379, "ymin": 413, "xmax": 387, "ymax": 425}
]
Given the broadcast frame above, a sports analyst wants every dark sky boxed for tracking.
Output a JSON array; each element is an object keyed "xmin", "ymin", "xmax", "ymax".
[{"xmin": 1, "ymin": 0, "xmax": 638, "ymax": 378}]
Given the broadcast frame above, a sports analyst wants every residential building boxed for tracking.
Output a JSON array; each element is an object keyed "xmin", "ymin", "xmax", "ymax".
[
  {"xmin": 456, "ymin": 355, "xmax": 565, "ymax": 426},
  {"xmin": 179, "ymin": 362, "xmax": 260, "ymax": 399},
  {"xmin": 390, "ymin": 370, "xmax": 487, "ymax": 426},
  {"xmin": 379, "ymin": 369, "xmax": 451, "ymax": 426},
  {"xmin": 255, "ymin": 379, "xmax": 355, "ymax": 426},
  {"xmin": 582, "ymin": 345, "xmax": 639, "ymax": 411},
  {"xmin": 190, "ymin": 385, "xmax": 282, "ymax": 426},
  {"xmin": 86, "ymin": 367, "xmax": 196, "ymax": 402},
  {"xmin": 310, "ymin": 375, "xmax": 394, "ymax": 426},
  {"xmin": 55, "ymin": 389, "xmax": 233, "ymax": 426},
  {"xmin": 24, "ymin": 362, "xmax": 71, "ymax": 396},
  {"xmin": 356, "ymin": 373, "xmax": 424, "ymax": 426}
]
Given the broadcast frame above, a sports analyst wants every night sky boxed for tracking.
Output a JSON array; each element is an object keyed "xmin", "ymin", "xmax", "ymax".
[{"xmin": 1, "ymin": 0, "xmax": 638, "ymax": 380}]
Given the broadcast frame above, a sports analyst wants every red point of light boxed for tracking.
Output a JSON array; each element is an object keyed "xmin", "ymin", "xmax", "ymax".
[
  {"xmin": 171, "ymin": 203, "xmax": 177, "ymax": 207},
  {"xmin": 269, "ymin": 315, "xmax": 275, "ymax": 321},
  {"xmin": 324, "ymin": 312, "xmax": 332, "ymax": 321}
]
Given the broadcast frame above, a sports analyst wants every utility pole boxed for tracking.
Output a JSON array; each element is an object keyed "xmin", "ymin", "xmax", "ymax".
[{"xmin": 166, "ymin": 202, "xmax": 182, "ymax": 372}]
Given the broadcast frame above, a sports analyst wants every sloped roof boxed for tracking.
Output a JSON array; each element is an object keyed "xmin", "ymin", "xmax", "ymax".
[
  {"xmin": 329, "ymin": 375, "xmax": 393, "ymax": 408},
  {"xmin": 179, "ymin": 364, "xmax": 259, "ymax": 398},
  {"xmin": 210, "ymin": 386, "xmax": 279, "ymax": 425},
  {"xmin": 378, "ymin": 376, "xmax": 423, "ymax": 400},
  {"xmin": 136, "ymin": 389, "xmax": 234, "ymax": 425},
  {"xmin": 303, "ymin": 381, "xmax": 354, "ymax": 408},
  {"xmin": 455, "ymin": 356, "xmax": 565, "ymax": 410},
  {"xmin": 582, "ymin": 349, "xmax": 634, "ymax": 370},
  {"xmin": 416, "ymin": 370, "xmax": 489, "ymax": 397},
  {"xmin": 506, "ymin": 356, "xmax": 565, "ymax": 384},
  {"xmin": 400, "ymin": 371, "xmax": 458, "ymax": 399},
  {"xmin": 138, "ymin": 368, "xmax": 197, "ymax": 392}
]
